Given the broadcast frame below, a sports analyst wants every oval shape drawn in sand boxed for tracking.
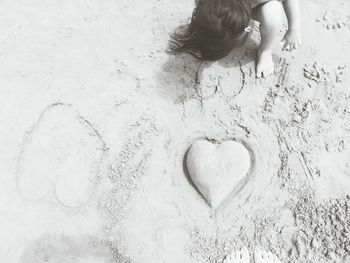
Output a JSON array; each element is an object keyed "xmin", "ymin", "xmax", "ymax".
[
  {"xmin": 17, "ymin": 103, "xmax": 105, "ymax": 208},
  {"xmin": 185, "ymin": 138, "xmax": 253, "ymax": 209}
]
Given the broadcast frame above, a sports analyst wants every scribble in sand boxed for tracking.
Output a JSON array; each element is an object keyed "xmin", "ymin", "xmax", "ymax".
[
  {"xmin": 274, "ymin": 57, "xmax": 289, "ymax": 88},
  {"xmin": 16, "ymin": 103, "xmax": 106, "ymax": 208},
  {"xmin": 197, "ymin": 60, "xmax": 247, "ymax": 99},
  {"xmin": 303, "ymin": 62, "xmax": 346, "ymax": 85}
]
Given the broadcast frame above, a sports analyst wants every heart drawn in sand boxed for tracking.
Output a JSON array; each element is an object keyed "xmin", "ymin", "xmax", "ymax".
[{"xmin": 186, "ymin": 138, "xmax": 252, "ymax": 209}]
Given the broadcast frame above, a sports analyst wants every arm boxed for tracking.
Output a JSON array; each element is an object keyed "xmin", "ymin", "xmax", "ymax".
[
  {"xmin": 283, "ymin": 0, "xmax": 300, "ymax": 30},
  {"xmin": 282, "ymin": 0, "xmax": 302, "ymax": 50}
]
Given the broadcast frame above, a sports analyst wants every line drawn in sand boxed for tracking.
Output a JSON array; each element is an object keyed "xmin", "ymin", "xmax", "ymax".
[
  {"xmin": 274, "ymin": 57, "xmax": 289, "ymax": 88},
  {"xmin": 195, "ymin": 59, "xmax": 253, "ymax": 100},
  {"xmin": 16, "ymin": 102, "xmax": 107, "ymax": 209},
  {"xmin": 179, "ymin": 57, "xmax": 255, "ymax": 120},
  {"xmin": 316, "ymin": 10, "xmax": 350, "ymax": 30}
]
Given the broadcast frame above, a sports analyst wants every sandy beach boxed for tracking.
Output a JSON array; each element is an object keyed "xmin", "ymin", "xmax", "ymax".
[{"xmin": 0, "ymin": 0, "xmax": 350, "ymax": 262}]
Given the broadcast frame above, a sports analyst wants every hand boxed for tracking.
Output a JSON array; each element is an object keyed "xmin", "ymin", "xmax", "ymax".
[{"xmin": 281, "ymin": 28, "xmax": 301, "ymax": 51}]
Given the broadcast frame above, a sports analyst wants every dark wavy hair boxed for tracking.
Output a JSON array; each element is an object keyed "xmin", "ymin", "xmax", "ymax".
[{"xmin": 169, "ymin": 0, "xmax": 252, "ymax": 61}]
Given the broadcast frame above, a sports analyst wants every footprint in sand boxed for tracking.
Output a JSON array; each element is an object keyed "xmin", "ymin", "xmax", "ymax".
[{"xmin": 16, "ymin": 103, "xmax": 106, "ymax": 208}]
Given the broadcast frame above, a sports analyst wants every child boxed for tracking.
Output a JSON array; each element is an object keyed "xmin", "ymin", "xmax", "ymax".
[{"xmin": 170, "ymin": 0, "xmax": 301, "ymax": 78}]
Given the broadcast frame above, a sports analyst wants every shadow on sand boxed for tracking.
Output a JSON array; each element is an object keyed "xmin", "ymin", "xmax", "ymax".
[{"xmin": 19, "ymin": 233, "xmax": 131, "ymax": 263}]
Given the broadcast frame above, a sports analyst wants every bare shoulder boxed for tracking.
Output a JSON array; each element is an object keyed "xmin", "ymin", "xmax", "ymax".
[{"xmin": 252, "ymin": 0, "xmax": 284, "ymax": 9}]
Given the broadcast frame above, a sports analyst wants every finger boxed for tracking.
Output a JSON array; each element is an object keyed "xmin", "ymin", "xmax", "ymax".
[
  {"xmin": 261, "ymin": 250, "xmax": 268, "ymax": 259},
  {"xmin": 280, "ymin": 41, "xmax": 285, "ymax": 49},
  {"xmin": 227, "ymin": 251, "xmax": 233, "ymax": 260},
  {"xmin": 262, "ymin": 70, "xmax": 267, "ymax": 78},
  {"xmin": 282, "ymin": 42, "xmax": 288, "ymax": 51},
  {"xmin": 280, "ymin": 38, "xmax": 286, "ymax": 46},
  {"xmin": 241, "ymin": 247, "xmax": 249, "ymax": 259},
  {"xmin": 272, "ymin": 252, "xmax": 279, "ymax": 261},
  {"xmin": 264, "ymin": 68, "xmax": 271, "ymax": 78},
  {"xmin": 292, "ymin": 43, "xmax": 296, "ymax": 50},
  {"xmin": 283, "ymin": 42, "xmax": 290, "ymax": 51},
  {"xmin": 254, "ymin": 248, "xmax": 263, "ymax": 260},
  {"xmin": 267, "ymin": 250, "xmax": 274, "ymax": 259}
]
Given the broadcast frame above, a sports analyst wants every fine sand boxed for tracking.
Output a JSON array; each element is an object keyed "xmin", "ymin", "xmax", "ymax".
[{"xmin": 0, "ymin": 0, "xmax": 350, "ymax": 262}]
